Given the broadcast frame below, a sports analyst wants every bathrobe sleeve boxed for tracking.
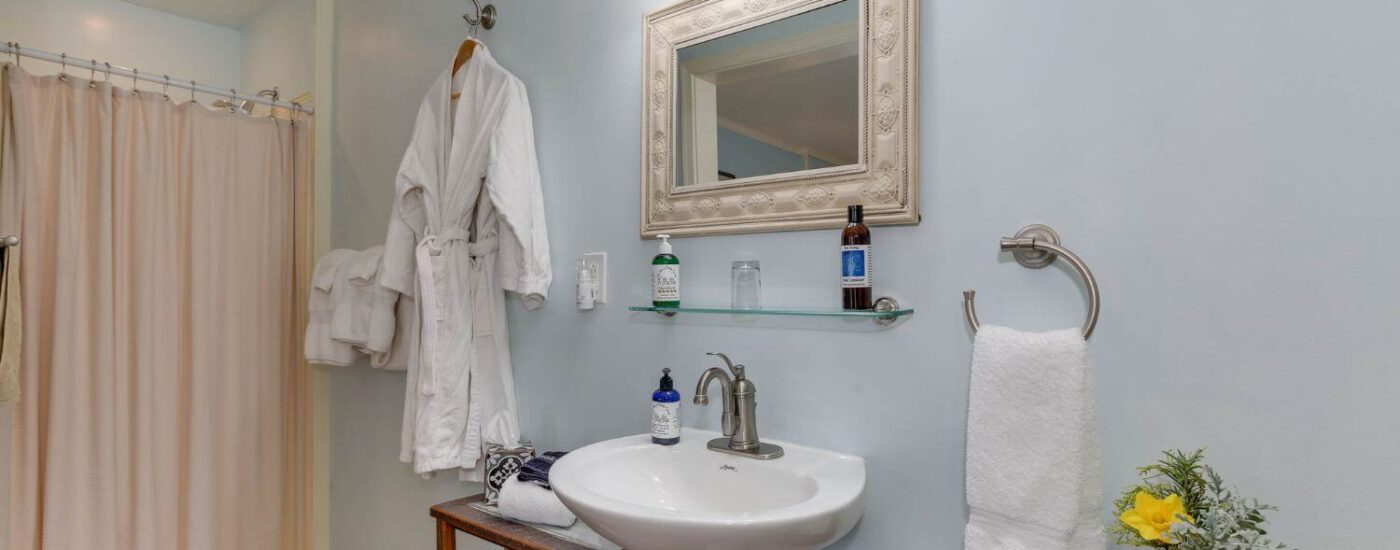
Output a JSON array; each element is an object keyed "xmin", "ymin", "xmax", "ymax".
[
  {"xmin": 487, "ymin": 81, "xmax": 551, "ymax": 310},
  {"xmin": 380, "ymin": 91, "xmax": 440, "ymax": 297}
]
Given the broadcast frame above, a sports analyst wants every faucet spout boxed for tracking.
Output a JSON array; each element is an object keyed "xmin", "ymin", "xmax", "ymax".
[
  {"xmin": 693, "ymin": 367, "xmax": 736, "ymax": 437},
  {"xmin": 692, "ymin": 352, "xmax": 783, "ymax": 459}
]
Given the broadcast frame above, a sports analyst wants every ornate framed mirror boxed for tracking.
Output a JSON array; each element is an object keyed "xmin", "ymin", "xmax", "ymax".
[{"xmin": 642, "ymin": 0, "xmax": 918, "ymax": 237}]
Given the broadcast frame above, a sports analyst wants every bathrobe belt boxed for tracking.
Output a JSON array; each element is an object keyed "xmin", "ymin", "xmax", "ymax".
[{"xmin": 414, "ymin": 227, "xmax": 499, "ymax": 396}]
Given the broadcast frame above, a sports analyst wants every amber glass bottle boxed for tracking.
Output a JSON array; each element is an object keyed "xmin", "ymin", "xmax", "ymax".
[{"xmin": 841, "ymin": 205, "xmax": 872, "ymax": 310}]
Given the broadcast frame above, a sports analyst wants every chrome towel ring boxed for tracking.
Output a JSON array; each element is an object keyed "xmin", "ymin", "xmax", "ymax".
[{"xmin": 963, "ymin": 224, "xmax": 1100, "ymax": 339}]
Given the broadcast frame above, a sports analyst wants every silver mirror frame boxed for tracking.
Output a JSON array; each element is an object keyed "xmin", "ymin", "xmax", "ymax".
[{"xmin": 642, "ymin": 0, "xmax": 918, "ymax": 238}]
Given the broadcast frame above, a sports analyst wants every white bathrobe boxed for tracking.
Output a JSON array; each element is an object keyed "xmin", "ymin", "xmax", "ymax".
[{"xmin": 381, "ymin": 43, "xmax": 551, "ymax": 478}]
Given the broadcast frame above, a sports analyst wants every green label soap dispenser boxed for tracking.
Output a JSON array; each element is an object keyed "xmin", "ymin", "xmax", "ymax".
[{"xmin": 651, "ymin": 234, "xmax": 680, "ymax": 307}]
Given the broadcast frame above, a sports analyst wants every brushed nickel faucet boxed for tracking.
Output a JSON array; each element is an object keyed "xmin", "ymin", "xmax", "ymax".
[{"xmin": 693, "ymin": 352, "xmax": 784, "ymax": 460}]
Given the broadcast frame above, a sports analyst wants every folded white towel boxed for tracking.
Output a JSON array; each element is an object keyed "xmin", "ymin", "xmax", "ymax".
[
  {"xmin": 329, "ymin": 246, "xmax": 385, "ymax": 348},
  {"xmin": 305, "ymin": 250, "xmax": 358, "ymax": 366},
  {"xmin": 964, "ymin": 325, "xmax": 1104, "ymax": 550},
  {"xmin": 497, "ymin": 477, "xmax": 576, "ymax": 528},
  {"xmin": 311, "ymin": 249, "xmax": 352, "ymax": 292}
]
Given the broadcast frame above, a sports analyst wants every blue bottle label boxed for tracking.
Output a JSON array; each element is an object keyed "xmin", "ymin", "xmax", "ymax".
[
  {"xmin": 841, "ymin": 245, "xmax": 871, "ymax": 288},
  {"xmin": 651, "ymin": 402, "xmax": 680, "ymax": 440}
]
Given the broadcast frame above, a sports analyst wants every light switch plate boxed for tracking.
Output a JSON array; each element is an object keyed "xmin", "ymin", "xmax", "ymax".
[{"xmin": 583, "ymin": 252, "xmax": 607, "ymax": 304}]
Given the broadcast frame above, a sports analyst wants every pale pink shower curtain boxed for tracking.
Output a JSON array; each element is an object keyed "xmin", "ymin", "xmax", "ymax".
[{"xmin": 1, "ymin": 64, "xmax": 311, "ymax": 549}]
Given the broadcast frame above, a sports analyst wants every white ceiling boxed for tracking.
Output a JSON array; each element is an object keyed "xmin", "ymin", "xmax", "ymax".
[{"xmin": 120, "ymin": 0, "xmax": 278, "ymax": 29}]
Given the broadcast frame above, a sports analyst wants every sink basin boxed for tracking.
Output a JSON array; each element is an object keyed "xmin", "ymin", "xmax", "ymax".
[{"xmin": 550, "ymin": 429, "xmax": 865, "ymax": 550}]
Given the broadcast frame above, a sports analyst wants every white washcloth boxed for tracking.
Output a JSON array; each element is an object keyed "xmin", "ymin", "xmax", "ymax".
[
  {"xmin": 497, "ymin": 477, "xmax": 576, "ymax": 528},
  {"xmin": 964, "ymin": 325, "xmax": 1104, "ymax": 550},
  {"xmin": 305, "ymin": 249, "xmax": 358, "ymax": 366}
]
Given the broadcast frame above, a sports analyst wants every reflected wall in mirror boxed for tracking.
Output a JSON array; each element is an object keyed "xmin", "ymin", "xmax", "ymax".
[
  {"xmin": 643, "ymin": 0, "xmax": 918, "ymax": 237},
  {"xmin": 676, "ymin": 1, "xmax": 859, "ymax": 186}
]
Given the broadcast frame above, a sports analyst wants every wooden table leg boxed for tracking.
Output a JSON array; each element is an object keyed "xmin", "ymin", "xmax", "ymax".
[{"xmin": 436, "ymin": 519, "xmax": 457, "ymax": 550}]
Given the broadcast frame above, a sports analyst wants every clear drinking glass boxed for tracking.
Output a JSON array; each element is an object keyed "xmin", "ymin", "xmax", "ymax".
[{"xmin": 731, "ymin": 260, "xmax": 762, "ymax": 310}]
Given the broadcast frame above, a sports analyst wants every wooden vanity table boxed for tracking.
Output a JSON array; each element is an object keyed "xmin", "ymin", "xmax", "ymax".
[{"xmin": 430, "ymin": 495, "xmax": 593, "ymax": 550}]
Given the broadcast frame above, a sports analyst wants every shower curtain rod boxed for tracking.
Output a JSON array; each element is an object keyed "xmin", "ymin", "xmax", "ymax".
[{"xmin": 1, "ymin": 41, "xmax": 313, "ymax": 114}]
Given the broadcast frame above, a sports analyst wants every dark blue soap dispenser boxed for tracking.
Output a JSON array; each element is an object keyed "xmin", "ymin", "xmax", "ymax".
[{"xmin": 651, "ymin": 368, "xmax": 681, "ymax": 445}]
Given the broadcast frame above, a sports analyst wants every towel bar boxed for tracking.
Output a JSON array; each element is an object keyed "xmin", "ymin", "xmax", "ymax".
[{"xmin": 963, "ymin": 224, "xmax": 1100, "ymax": 339}]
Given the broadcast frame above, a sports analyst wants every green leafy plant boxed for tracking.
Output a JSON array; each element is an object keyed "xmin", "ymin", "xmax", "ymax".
[{"xmin": 1111, "ymin": 449, "xmax": 1293, "ymax": 550}]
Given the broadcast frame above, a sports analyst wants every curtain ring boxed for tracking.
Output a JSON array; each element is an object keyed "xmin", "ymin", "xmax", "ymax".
[
  {"xmin": 58, "ymin": 53, "xmax": 68, "ymax": 81},
  {"xmin": 190, "ymin": 80, "xmax": 196, "ymax": 103},
  {"xmin": 88, "ymin": 59, "xmax": 97, "ymax": 88},
  {"xmin": 162, "ymin": 75, "xmax": 170, "ymax": 101},
  {"xmin": 103, "ymin": 62, "xmax": 111, "ymax": 82},
  {"xmin": 131, "ymin": 67, "xmax": 138, "ymax": 90}
]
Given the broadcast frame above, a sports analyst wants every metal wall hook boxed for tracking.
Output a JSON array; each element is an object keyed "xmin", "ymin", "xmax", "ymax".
[
  {"xmin": 963, "ymin": 224, "xmax": 1101, "ymax": 339},
  {"xmin": 463, "ymin": 0, "xmax": 497, "ymax": 35}
]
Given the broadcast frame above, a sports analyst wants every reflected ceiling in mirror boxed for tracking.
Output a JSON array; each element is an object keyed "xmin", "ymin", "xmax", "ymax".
[{"xmin": 676, "ymin": 0, "xmax": 858, "ymax": 187}]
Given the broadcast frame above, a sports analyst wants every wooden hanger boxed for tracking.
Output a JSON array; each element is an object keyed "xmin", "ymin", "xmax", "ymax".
[
  {"xmin": 450, "ymin": 38, "xmax": 477, "ymax": 101},
  {"xmin": 451, "ymin": 2, "xmax": 496, "ymax": 101}
]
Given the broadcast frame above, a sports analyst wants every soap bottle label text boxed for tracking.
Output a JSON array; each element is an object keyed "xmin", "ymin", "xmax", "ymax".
[
  {"xmin": 841, "ymin": 245, "xmax": 872, "ymax": 288},
  {"xmin": 652, "ymin": 265, "xmax": 680, "ymax": 300}
]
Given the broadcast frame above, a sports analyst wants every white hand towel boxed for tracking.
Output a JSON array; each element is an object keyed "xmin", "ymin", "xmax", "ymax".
[
  {"xmin": 329, "ymin": 246, "xmax": 385, "ymax": 348},
  {"xmin": 497, "ymin": 477, "xmax": 576, "ymax": 528},
  {"xmin": 364, "ymin": 286, "xmax": 396, "ymax": 355},
  {"xmin": 368, "ymin": 293, "xmax": 413, "ymax": 371},
  {"xmin": 964, "ymin": 325, "xmax": 1104, "ymax": 550},
  {"xmin": 305, "ymin": 249, "xmax": 358, "ymax": 366}
]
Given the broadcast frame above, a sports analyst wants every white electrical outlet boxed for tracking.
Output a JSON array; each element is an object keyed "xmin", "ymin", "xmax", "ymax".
[{"xmin": 583, "ymin": 252, "xmax": 607, "ymax": 304}]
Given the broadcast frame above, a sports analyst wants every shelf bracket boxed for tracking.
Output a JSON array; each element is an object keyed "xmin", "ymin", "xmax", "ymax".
[{"xmin": 872, "ymin": 296, "xmax": 901, "ymax": 326}]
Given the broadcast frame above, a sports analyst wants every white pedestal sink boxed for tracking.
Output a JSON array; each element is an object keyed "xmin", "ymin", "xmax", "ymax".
[{"xmin": 550, "ymin": 429, "xmax": 865, "ymax": 550}]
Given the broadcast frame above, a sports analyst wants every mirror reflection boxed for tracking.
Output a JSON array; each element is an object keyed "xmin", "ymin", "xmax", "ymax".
[{"xmin": 676, "ymin": 0, "xmax": 859, "ymax": 186}]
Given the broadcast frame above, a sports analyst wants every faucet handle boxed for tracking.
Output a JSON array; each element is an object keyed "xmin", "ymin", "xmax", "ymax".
[{"xmin": 706, "ymin": 352, "xmax": 745, "ymax": 379}]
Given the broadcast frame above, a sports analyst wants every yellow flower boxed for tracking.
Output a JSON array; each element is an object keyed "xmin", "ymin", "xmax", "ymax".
[{"xmin": 1120, "ymin": 491, "xmax": 1193, "ymax": 543}]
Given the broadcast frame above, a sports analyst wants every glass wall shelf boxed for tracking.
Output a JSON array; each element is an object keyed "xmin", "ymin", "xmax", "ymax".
[{"xmin": 626, "ymin": 297, "xmax": 911, "ymax": 327}]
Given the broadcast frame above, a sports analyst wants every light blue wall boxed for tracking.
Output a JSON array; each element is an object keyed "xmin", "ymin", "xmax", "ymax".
[
  {"xmin": 328, "ymin": 1, "xmax": 520, "ymax": 548},
  {"xmin": 330, "ymin": 1, "xmax": 1400, "ymax": 548}
]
